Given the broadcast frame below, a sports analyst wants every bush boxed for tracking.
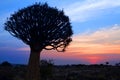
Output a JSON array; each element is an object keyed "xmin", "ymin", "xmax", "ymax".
[{"xmin": 0, "ymin": 61, "xmax": 12, "ymax": 67}]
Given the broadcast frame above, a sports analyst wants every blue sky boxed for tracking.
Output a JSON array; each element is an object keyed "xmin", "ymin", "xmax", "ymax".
[{"xmin": 0, "ymin": 0, "xmax": 120, "ymax": 65}]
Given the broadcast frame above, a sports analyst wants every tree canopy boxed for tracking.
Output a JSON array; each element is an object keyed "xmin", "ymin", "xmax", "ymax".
[{"xmin": 5, "ymin": 3, "xmax": 73, "ymax": 52}]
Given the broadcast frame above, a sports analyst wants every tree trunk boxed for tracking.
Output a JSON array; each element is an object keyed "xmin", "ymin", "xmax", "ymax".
[{"xmin": 26, "ymin": 46, "xmax": 42, "ymax": 80}]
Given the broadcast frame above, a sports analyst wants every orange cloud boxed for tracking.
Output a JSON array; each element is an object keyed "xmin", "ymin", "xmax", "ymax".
[
  {"xmin": 67, "ymin": 25, "xmax": 120, "ymax": 54},
  {"xmin": 17, "ymin": 47, "xmax": 30, "ymax": 51}
]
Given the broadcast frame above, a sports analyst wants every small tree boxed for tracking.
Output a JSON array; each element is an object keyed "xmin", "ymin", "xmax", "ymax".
[
  {"xmin": 106, "ymin": 62, "xmax": 109, "ymax": 65},
  {"xmin": 4, "ymin": 3, "xmax": 73, "ymax": 80},
  {"xmin": 0, "ymin": 61, "xmax": 12, "ymax": 67}
]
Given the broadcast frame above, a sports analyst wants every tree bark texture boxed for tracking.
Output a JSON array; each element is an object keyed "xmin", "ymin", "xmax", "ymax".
[{"xmin": 26, "ymin": 47, "xmax": 42, "ymax": 80}]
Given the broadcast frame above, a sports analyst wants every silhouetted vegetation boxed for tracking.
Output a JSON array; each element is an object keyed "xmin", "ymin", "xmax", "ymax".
[
  {"xmin": 0, "ymin": 61, "xmax": 120, "ymax": 80},
  {"xmin": 40, "ymin": 60, "xmax": 54, "ymax": 80},
  {"xmin": 0, "ymin": 61, "xmax": 12, "ymax": 67},
  {"xmin": 4, "ymin": 2, "xmax": 73, "ymax": 80}
]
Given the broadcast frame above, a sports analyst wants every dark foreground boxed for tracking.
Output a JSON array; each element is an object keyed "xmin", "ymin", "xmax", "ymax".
[{"xmin": 0, "ymin": 61, "xmax": 120, "ymax": 80}]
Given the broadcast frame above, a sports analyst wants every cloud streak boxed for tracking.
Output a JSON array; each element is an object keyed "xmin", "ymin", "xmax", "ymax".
[
  {"xmin": 67, "ymin": 24, "xmax": 120, "ymax": 54},
  {"xmin": 64, "ymin": 0, "xmax": 120, "ymax": 22}
]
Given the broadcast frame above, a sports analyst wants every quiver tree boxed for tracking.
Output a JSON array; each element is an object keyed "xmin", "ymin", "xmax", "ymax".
[{"xmin": 4, "ymin": 3, "xmax": 73, "ymax": 80}]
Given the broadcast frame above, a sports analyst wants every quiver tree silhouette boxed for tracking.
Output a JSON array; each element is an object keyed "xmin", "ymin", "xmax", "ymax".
[{"xmin": 4, "ymin": 3, "xmax": 73, "ymax": 80}]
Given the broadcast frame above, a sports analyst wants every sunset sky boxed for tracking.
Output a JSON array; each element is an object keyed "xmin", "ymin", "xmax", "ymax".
[{"xmin": 0, "ymin": 0, "xmax": 120, "ymax": 65}]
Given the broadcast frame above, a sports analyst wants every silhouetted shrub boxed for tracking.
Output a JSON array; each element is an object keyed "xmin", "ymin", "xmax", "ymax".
[
  {"xmin": 0, "ymin": 61, "xmax": 12, "ymax": 67},
  {"xmin": 40, "ymin": 60, "xmax": 54, "ymax": 80}
]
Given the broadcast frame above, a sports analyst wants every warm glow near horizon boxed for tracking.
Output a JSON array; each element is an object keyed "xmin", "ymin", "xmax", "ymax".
[
  {"xmin": 67, "ymin": 25, "xmax": 120, "ymax": 55},
  {"xmin": 67, "ymin": 42, "xmax": 120, "ymax": 54}
]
